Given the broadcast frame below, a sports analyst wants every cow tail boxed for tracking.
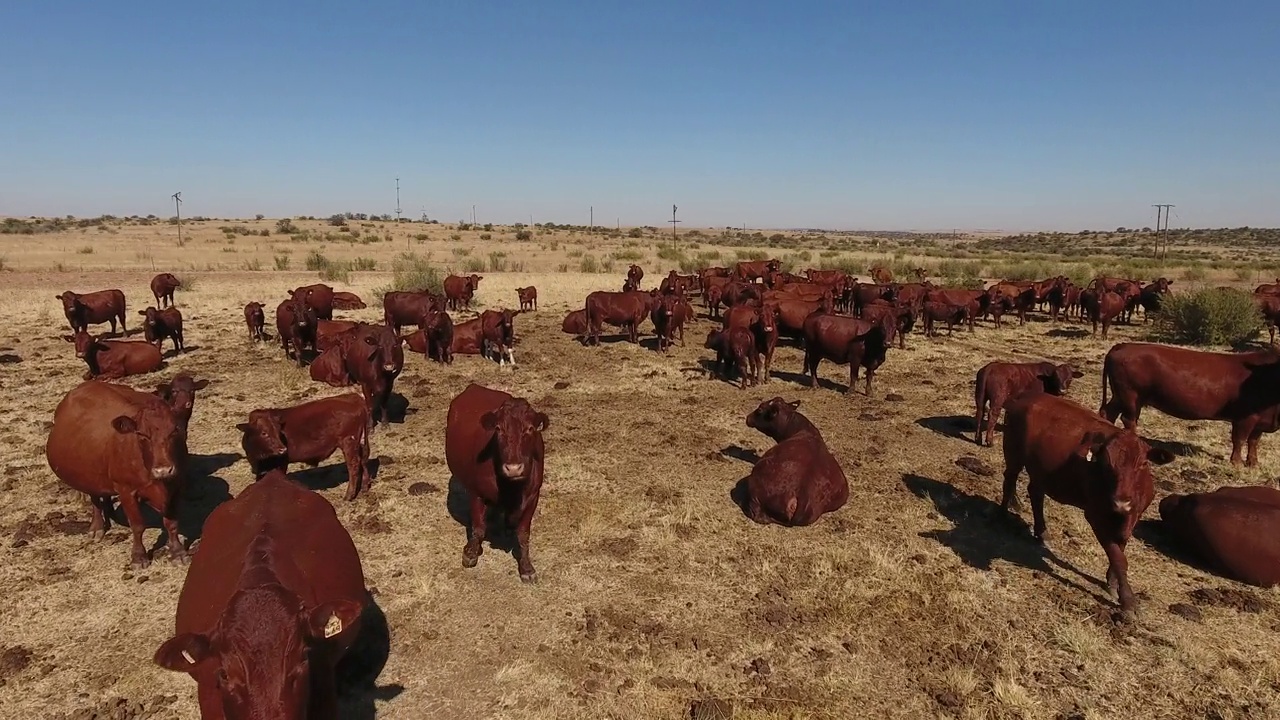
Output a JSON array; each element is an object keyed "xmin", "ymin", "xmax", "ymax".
[
  {"xmin": 974, "ymin": 368, "xmax": 988, "ymax": 441},
  {"xmin": 1100, "ymin": 353, "xmax": 1110, "ymax": 413}
]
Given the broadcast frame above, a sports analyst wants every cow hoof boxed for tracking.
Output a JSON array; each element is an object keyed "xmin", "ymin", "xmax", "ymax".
[
  {"xmin": 462, "ymin": 554, "xmax": 479, "ymax": 569},
  {"xmin": 131, "ymin": 556, "xmax": 152, "ymax": 570},
  {"xmin": 90, "ymin": 529, "xmax": 106, "ymax": 542},
  {"xmin": 519, "ymin": 571, "xmax": 538, "ymax": 584},
  {"xmin": 169, "ymin": 549, "xmax": 190, "ymax": 565}
]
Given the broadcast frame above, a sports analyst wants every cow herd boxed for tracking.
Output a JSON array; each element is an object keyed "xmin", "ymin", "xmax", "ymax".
[{"xmin": 37, "ymin": 259, "xmax": 1280, "ymax": 717}]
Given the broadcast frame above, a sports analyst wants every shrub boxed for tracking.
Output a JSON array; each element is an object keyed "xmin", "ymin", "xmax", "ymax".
[
  {"xmin": 76, "ymin": 246, "xmax": 94, "ymax": 254},
  {"xmin": 612, "ymin": 248, "xmax": 644, "ymax": 261},
  {"xmin": 657, "ymin": 246, "xmax": 686, "ymax": 262},
  {"xmin": 351, "ymin": 257, "xmax": 377, "ymax": 271},
  {"xmin": 580, "ymin": 254, "xmax": 600, "ymax": 273},
  {"xmin": 627, "ymin": 227, "xmax": 644, "ymax": 238},
  {"xmin": 463, "ymin": 257, "xmax": 486, "ymax": 273},
  {"xmin": 515, "ymin": 229, "xmax": 533, "ymax": 241},
  {"xmin": 600, "ymin": 256, "xmax": 615, "ymax": 274},
  {"xmin": 328, "ymin": 215, "xmax": 348, "ymax": 227},
  {"xmin": 1235, "ymin": 266, "xmax": 1255, "ymax": 282},
  {"xmin": 735, "ymin": 249, "xmax": 768, "ymax": 261},
  {"xmin": 304, "ymin": 250, "xmax": 330, "ymax": 271},
  {"xmin": 242, "ymin": 258, "xmax": 264, "ymax": 271},
  {"xmin": 1154, "ymin": 288, "xmax": 1262, "ymax": 347},
  {"xmin": 319, "ymin": 263, "xmax": 350, "ymax": 283},
  {"xmin": 487, "ymin": 252, "xmax": 507, "ymax": 272},
  {"xmin": 480, "ymin": 233, "xmax": 492, "ymax": 241},
  {"xmin": 276, "ymin": 218, "xmax": 296, "ymax": 234},
  {"xmin": 273, "ymin": 254, "xmax": 291, "ymax": 270},
  {"xmin": 373, "ymin": 253, "xmax": 443, "ymax": 298},
  {"xmin": 1181, "ymin": 265, "xmax": 1209, "ymax": 282},
  {"xmin": 255, "ymin": 214, "xmax": 265, "ymax": 221},
  {"xmin": 450, "ymin": 233, "xmax": 463, "ymax": 242}
]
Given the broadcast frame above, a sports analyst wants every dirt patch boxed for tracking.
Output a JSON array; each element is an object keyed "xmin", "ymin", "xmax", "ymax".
[
  {"xmin": 1168, "ymin": 603, "xmax": 1203, "ymax": 622},
  {"xmin": 1190, "ymin": 587, "xmax": 1270, "ymax": 614},
  {"xmin": 406, "ymin": 481, "xmax": 440, "ymax": 496},
  {"xmin": 954, "ymin": 456, "xmax": 995, "ymax": 477},
  {"xmin": 0, "ymin": 646, "xmax": 33, "ymax": 687}
]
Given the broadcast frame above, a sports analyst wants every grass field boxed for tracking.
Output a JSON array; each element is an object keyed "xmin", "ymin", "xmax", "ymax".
[{"xmin": 1, "ymin": 219, "xmax": 1279, "ymax": 720}]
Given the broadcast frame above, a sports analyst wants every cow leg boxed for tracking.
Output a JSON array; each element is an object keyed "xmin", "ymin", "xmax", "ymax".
[
  {"xmin": 341, "ymin": 437, "xmax": 363, "ymax": 501},
  {"xmin": 1095, "ymin": 529, "xmax": 1136, "ymax": 612},
  {"xmin": 804, "ymin": 350, "xmax": 820, "ymax": 389},
  {"xmin": 1247, "ymin": 427, "xmax": 1264, "ymax": 467},
  {"xmin": 176, "ymin": 329, "xmax": 184, "ymax": 352},
  {"xmin": 463, "ymin": 494, "xmax": 487, "ymax": 568},
  {"xmin": 513, "ymin": 477, "xmax": 543, "ymax": 584},
  {"xmin": 89, "ymin": 495, "xmax": 113, "ymax": 540},
  {"xmin": 117, "ymin": 492, "xmax": 152, "ymax": 569},
  {"xmin": 1230, "ymin": 419, "xmax": 1251, "ymax": 466},
  {"xmin": 737, "ymin": 355, "xmax": 750, "ymax": 389},
  {"xmin": 137, "ymin": 482, "xmax": 186, "ymax": 562},
  {"xmin": 1000, "ymin": 450, "xmax": 1024, "ymax": 513},
  {"xmin": 987, "ymin": 397, "xmax": 1004, "ymax": 447},
  {"xmin": 1028, "ymin": 480, "xmax": 1048, "ymax": 541}
]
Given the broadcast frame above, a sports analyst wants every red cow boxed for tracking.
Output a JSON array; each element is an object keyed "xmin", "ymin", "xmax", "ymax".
[
  {"xmin": 1083, "ymin": 290, "xmax": 1125, "ymax": 338},
  {"xmin": 705, "ymin": 283, "xmax": 726, "ymax": 319},
  {"xmin": 150, "ymin": 273, "xmax": 181, "ymax": 308},
  {"xmin": 861, "ymin": 301, "xmax": 916, "ymax": 349},
  {"xmin": 443, "ymin": 274, "xmax": 482, "ymax": 311},
  {"xmin": 515, "ymin": 286, "xmax": 538, "ymax": 312},
  {"xmin": 652, "ymin": 295, "xmax": 678, "ymax": 353},
  {"xmin": 704, "ymin": 327, "xmax": 757, "ymax": 388},
  {"xmin": 1254, "ymin": 279, "xmax": 1280, "ymax": 295},
  {"xmin": 851, "ymin": 283, "xmax": 897, "ymax": 315},
  {"xmin": 585, "ymin": 290, "xmax": 656, "ymax": 345},
  {"xmin": 332, "ymin": 291, "xmax": 366, "ymax": 310},
  {"xmin": 1254, "ymin": 293, "xmax": 1280, "ymax": 344},
  {"xmin": 481, "ymin": 309, "xmax": 518, "ymax": 365},
  {"xmin": 737, "ymin": 398, "xmax": 847, "ymax": 525},
  {"xmin": 445, "ymin": 384, "xmax": 550, "ymax": 583},
  {"xmin": 57, "ymin": 289, "xmax": 127, "ymax": 335},
  {"xmin": 1000, "ymin": 393, "xmax": 1174, "ymax": 613},
  {"xmin": 153, "ymin": 374, "xmax": 209, "ymax": 435},
  {"xmin": 1101, "ymin": 342, "xmax": 1280, "ymax": 466},
  {"xmin": 922, "ymin": 301, "xmax": 965, "ymax": 337},
  {"xmin": 561, "ymin": 309, "xmax": 588, "ymax": 339},
  {"xmin": 1160, "ymin": 486, "xmax": 1280, "ymax": 587},
  {"xmin": 869, "ymin": 266, "xmax": 893, "ymax": 284},
  {"xmin": 152, "ymin": 470, "xmax": 366, "ymax": 720},
  {"xmin": 627, "ymin": 264, "xmax": 644, "ymax": 287},
  {"xmin": 346, "ymin": 324, "xmax": 403, "ymax": 429},
  {"xmin": 64, "ymin": 331, "xmax": 163, "ymax": 380},
  {"xmin": 734, "ymin": 259, "xmax": 781, "ymax": 283},
  {"xmin": 974, "ymin": 361, "xmax": 1083, "ymax": 446},
  {"xmin": 423, "ymin": 309, "xmax": 454, "ymax": 363},
  {"xmin": 721, "ymin": 281, "xmax": 763, "ymax": 309},
  {"xmin": 290, "ymin": 283, "xmax": 335, "ymax": 321},
  {"xmin": 801, "ymin": 311, "xmax": 892, "ymax": 396},
  {"xmin": 236, "ymin": 393, "xmax": 371, "ymax": 500},
  {"xmin": 315, "ymin": 319, "xmax": 361, "ymax": 352},
  {"xmin": 448, "ymin": 317, "xmax": 486, "ymax": 356},
  {"xmin": 724, "ymin": 302, "xmax": 779, "ymax": 381},
  {"xmin": 276, "ymin": 296, "xmax": 317, "ymax": 366},
  {"xmin": 139, "ymin": 306, "xmax": 185, "ymax": 354},
  {"xmin": 243, "ymin": 302, "xmax": 266, "ymax": 342},
  {"xmin": 774, "ymin": 295, "xmax": 832, "ymax": 338},
  {"xmin": 46, "ymin": 380, "xmax": 188, "ymax": 567},
  {"xmin": 383, "ymin": 290, "xmax": 442, "ymax": 335}
]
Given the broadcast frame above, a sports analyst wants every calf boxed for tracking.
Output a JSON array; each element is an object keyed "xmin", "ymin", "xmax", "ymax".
[
  {"xmin": 423, "ymin": 309, "xmax": 454, "ymax": 363},
  {"xmin": 139, "ymin": 306, "xmax": 185, "ymax": 354},
  {"xmin": 150, "ymin": 273, "xmax": 180, "ymax": 308},
  {"xmin": 243, "ymin": 302, "xmax": 266, "ymax": 342},
  {"xmin": 153, "ymin": 470, "xmax": 366, "ymax": 720},
  {"xmin": 481, "ymin": 309, "xmax": 517, "ymax": 365},
  {"xmin": 154, "ymin": 374, "xmax": 209, "ymax": 434},
  {"xmin": 704, "ymin": 327, "xmax": 758, "ymax": 388},
  {"xmin": 652, "ymin": 295, "xmax": 678, "ymax": 353},
  {"xmin": 276, "ymin": 296, "xmax": 317, "ymax": 366},
  {"xmin": 515, "ymin": 286, "xmax": 538, "ymax": 312},
  {"xmin": 627, "ymin": 264, "xmax": 644, "ymax": 287},
  {"xmin": 1101, "ymin": 342, "xmax": 1280, "ymax": 466},
  {"xmin": 57, "ymin": 289, "xmax": 127, "ymax": 335},
  {"xmin": 1001, "ymin": 393, "xmax": 1174, "ymax": 613},
  {"xmin": 974, "ymin": 361, "xmax": 1083, "ymax": 446},
  {"xmin": 237, "ymin": 393, "xmax": 371, "ymax": 500},
  {"xmin": 724, "ymin": 302, "xmax": 779, "ymax": 381},
  {"xmin": 801, "ymin": 311, "xmax": 891, "ymax": 396},
  {"xmin": 445, "ymin": 384, "xmax": 550, "ymax": 583},
  {"xmin": 1083, "ymin": 289, "xmax": 1125, "ymax": 338},
  {"xmin": 332, "ymin": 290, "xmax": 366, "ymax": 310},
  {"xmin": 922, "ymin": 301, "xmax": 965, "ymax": 337},
  {"xmin": 65, "ymin": 331, "xmax": 163, "ymax": 380},
  {"xmin": 561, "ymin": 308, "xmax": 588, "ymax": 340},
  {"xmin": 736, "ymin": 398, "xmax": 847, "ymax": 525},
  {"xmin": 1159, "ymin": 486, "xmax": 1280, "ymax": 587}
]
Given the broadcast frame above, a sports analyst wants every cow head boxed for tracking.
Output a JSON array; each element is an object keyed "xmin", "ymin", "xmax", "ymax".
[
  {"xmin": 1150, "ymin": 277, "xmax": 1173, "ymax": 293},
  {"xmin": 63, "ymin": 330, "xmax": 100, "ymax": 359},
  {"xmin": 112, "ymin": 403, "xmax": 186, "ymax": 482},
  {"xmin": 479, "ymin": 398, "xmax": 549, "ymax": 481},
  {"xmin": 138, "ymin": 307, "xmax": 162, "ymax": 341},
  {"xmin": 154, "ymin": 582, "xmax": 363, "ymax": 720},
  {"xmin": 360, "ymin": 325, "xmax": 403, "ymax": 374},
  {"xmin": 1037, "ymin": 363, "xmax": 1084, "ymax": 395},
  {"xmin": 628, "ymin": 264, "xmax": 643, "ymax": 281},
  {"xmin": 467, "ymin": 275, "xmax": 483, "ymax": 292},
  {"xmin": 56, "ymin": 291, "xmax": 83, "ymax": 318},
  {"xmin": 704, "ymin": 328, "xmax": 722, "ymax": 350},
  {"xmin": 758, "ymin": 302, "xmax": 779, "ymax": 334},
  {"xmin": 746, "ymin": 397, "xmax": 807, "ymax": 442},
  {"xmin": 288, "ymin": 297, "xmax": 315, "ymax": 330},
  {"xmin": 236, "ymin": 410, "xmax": 289, "ymax": 461},
  {"xmin": 1074, "ymin": 431, "xmax": 1174, "ymax": 514},
  {"xmin": 155, "ymin": 375, "xmax": 209, "ymax": 431},
  {"xmin": 623, "ymin": 278, "xmax": 639, "ymax": 292}
]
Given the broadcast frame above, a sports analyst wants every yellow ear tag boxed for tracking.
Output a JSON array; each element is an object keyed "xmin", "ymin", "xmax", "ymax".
[
  {"xmin": 323, "ymin": 615, "xmax": 342, "ymax": 639},
  {"xmin": 1085, "ymin": 450, "xmax": 1093, "ymax": 462},
  {"xmin": 181, "ymin": 650, "xmax": 195, "ymax": 664}
]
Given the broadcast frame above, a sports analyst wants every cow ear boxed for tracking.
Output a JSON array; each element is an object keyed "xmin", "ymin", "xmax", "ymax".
[
  {"xmin": 480, "ymin": 411, "xmax": 499, "ymax": 431},
  {"xmin": 1071, "ymin": 370, "xmax": 1085, "ymax": 379},
  {"xmin": 235, "ymin": 423, "xmax": 252, "ymax": 433},
  {"xmin": 137, "ymin": 310, "xmax": 146, "ymax": 316},
  {"xmin": 1147, "ymin": 446, "xmax": 1176, "ymax": 466},
  {"xmin": 1074, "ymin": 431, "xmax": 1106, "ymax": 462},
  {"xmin": 62, "ymin": 335, "xmax": 75, "ymax": 343},
  {"xmin": 192, "ymin": 379, "xmax": 209, "ymax": 390},
  {"xmin": 153, "ymin": 633, "xmax": 211, "ymax": 673},
  {"xmin": 111, "ymin": 416, "xmax": 138, "ymax": 434},
  {"xmin": 305, "ymin": 599, "xmax": 364, "ymax": 641},
  {"xmin": 534, "ymin": 412, "xmax": 550, "ymax": 431},
  {"xmin": 155, "ymin": 383, "xmax": 172, "ymax": 398}
]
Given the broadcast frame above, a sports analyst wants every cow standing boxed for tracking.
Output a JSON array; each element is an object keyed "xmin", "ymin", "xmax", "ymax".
[
  {"xmin": 57, "ymin": 289, "xmax": 127, "ymax": 335},
  {"xmin": 150, "ymin": 273, "xmax": 181, "ymax": 308},
  {"xmin": 237, "ymin": 394, "xmax": 371, "ymax": 500}
]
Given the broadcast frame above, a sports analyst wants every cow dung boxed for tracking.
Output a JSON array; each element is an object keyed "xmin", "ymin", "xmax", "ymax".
[
  {"xmin": 955, "ymin": 456, "xmax": 996, "ymax": 477},
  {"xmin": 407, "ymin": 482, "xmax": 440, "ymax": 496},
  {"xmin": 1168, "ymin": 603, "xmax": 1203, "ymax": 622}
]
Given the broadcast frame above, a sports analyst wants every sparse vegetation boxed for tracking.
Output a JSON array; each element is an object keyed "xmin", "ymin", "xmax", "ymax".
[
  {"xmin": 1154, "ymin": 287, "xmax": 1262, "ymax": 346},
  {"xmin": 579, "ymin": 254, "xmax": 600, "ymax": 273},
  {"xmin": 76, "ymin": 246, "xmax": 93, "ymax": 254},
  {"xmin": 374, "ymin": 252, "xmax": 443, "ymax": 297},
  {"xmin": 273, "ymin": 254, "xmax": 290, "ymax": 271}
]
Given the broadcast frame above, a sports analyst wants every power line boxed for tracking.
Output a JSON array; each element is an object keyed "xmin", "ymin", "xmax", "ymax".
[{"xmin": 1152, "ymin": 204, "xmax": 1174, "ymax": 259}]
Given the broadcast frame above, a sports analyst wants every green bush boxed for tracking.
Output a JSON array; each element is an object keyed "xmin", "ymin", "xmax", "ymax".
[
  {"xmin": 611, "ymin": 248, "xmax": 644, "ymax": 261},
  {"xmin": 1181, "ymin": 265, "xmax": 1209, "ymax": 282},
  {"xmin": 1154, "ymin": 288, "xmax": 1262, "ymax": 346},
  {"xmin": 463, "ymin": 257, "xmax": 486, "ymax": 273},
  {"xmin": 734, "ymin": 249, "xmax": 768, "ymax": 261},
  {"xmin": 319, "ymin": 263, "xmax": 350, "ymax": 283},
  {"xmin": 657, "ymin": 246, "xmax": 686, "ymax": 262},
  {"xmin": 515, "ymin": 229, "xmax": 533, "ymax": 241},
  {"xmin": 373, "ymin": 253, "xmax": 444, "ymax": 299},
  {"xmin": 627, "ymin": 227, "xmax": 644, "ymax": 238}
]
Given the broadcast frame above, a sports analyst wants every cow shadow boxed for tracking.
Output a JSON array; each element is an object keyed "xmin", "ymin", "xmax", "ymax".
[
  {"xmin": 1046, "ymin": 327, "xmax": 1090, "ymax": 339},
  {"xmin": 902, "ymin": 474, "xmax": 1117, "ymax": 605},
  {"xmin": 916, "ymin": 415, "xmax": 976, "ymax": 441},
  {"xmin": 1141, "ymin": 436, "xmax": 1208, "ymax": 459},
  {"xmin": 694, "ymin": 358, "xmax": 759, "ymax": 387},
  {"xmin": 291, "ymin": 461, "xmax": 360, "ymax": 494},
  {"xmin": 130, "ymin": 452, "xmax": 236, "ymax": 553},
  {"xmin": 1131, "ymin": 518, "xmax": 1208, "ymax": 570},
  {"xmin": 719, "ymin": 445, "xmax": 760, "ymax": 464},
  {"xmin": 446, "ymin": 476, "xmax": 517, "ymax": 553},
  {"xmin": 381, "ymin": 392, "xmax": 410, "ymax": 424},
  {"xmin": 771, "ymin": 369, "xmax": 843, "ymax": 393},
  {"xmin": 335, "ymin": 593, "xmax": 402, "ymax": 720}
]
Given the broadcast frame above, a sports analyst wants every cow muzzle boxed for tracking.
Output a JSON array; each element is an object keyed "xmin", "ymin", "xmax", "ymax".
[
  {"xmin": 382, "ymin": 363, "xmax": 397, "ymax": 372},
  {"xmin": 501, "ymin": 463, "xmax": 528, "ymax": 480},
  {"xmin": 151, "ymin": 466, "xmax": 176, "ymax": 480},
  {"xmin": 1112, "ymin": 499, "xmax": 1132, "ymax": 514}
]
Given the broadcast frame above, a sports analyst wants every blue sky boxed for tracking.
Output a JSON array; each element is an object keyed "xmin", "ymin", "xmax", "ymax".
[{"xmin": 2, "ymin": 1, "xmax": 1277, "ymax": 231}]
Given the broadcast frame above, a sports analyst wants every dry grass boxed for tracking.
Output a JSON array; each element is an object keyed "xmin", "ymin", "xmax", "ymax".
[{"xmin": 0, "ymin": 224, "xmax": 1279, "ymax": 720}]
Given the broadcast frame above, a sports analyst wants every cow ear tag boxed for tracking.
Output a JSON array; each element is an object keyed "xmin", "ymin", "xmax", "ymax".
[
  {"xmin": 324, "ymin": 615, "xmax": 342, "ymax": 638},
  {"xmin": 1085, "ymin": 450, "xmax": 1094, "ymax": 462},
  {"xmin": 181, "ymin": 650, "xmax": 195, "ymax": 664}
]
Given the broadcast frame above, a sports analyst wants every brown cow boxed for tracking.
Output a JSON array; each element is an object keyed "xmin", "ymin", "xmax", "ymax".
[
  {"xmin": 801, "ymin": 311, "xmax": 891, "ymax": 396},
  {"xmin": 153, "ymin": 470, "xmax": 366, "ymax": 719},
  {"xmin": 57, "ymin": 289, "xmax": 127, "ymax": 335},
  {"xmin": 515, "ymin": 286, "xmax": 538, "ymax": 312},
  {"xmin": 1083, "ymin": 289, "xmax": 1125, "ymax": 338},
  {"xmin": 243, "ymin": 302, "xmax": 266, "ymax": 342},
  {"xmin": 705, "ymin": 283, "xmax": 726, "ymax": 319},
  {"xmin": 974, "ymin": 361, "xmax": 1083, "ymax": 446},
  {"xmin": 774, "ymin": 295, "xmax": 832, "ymax": 338},
  {"xmin": 1001, "ymin": 393, "xmax": 1175, "ymax": 612},
  {"xmin": 276, "ymin": 296, "xmax": 317, "ymax": 366},
  {"xmin": 150, "ymin": 273, "xmax": 181, "ymax": 308},
  {"xmin": 383, "ymin": 290, "xmax": 442, "ymax": 334},
  {"xmin": 449, "ymin": 317, "xmax": 486, "ymax": 356},
  {"xmin": 721, "ymin": 281, "xmax": 763, "ymax": 309},
  {"xmin": 1101, "ymin": 342, "xmax": 1280, "ymax": 466},
  {"xmin": 1254, "ymin": 279, "xmax": 1280, "ymax": 295},
  {"xmin": 869, "ymin": 265, "xmax": 893, "ymax": 284},
  {"xmin": 1159, "ymin": 486, "xmax": 1280, "ymax": 587},
  {"xmin": 331, "ymin": 290, "xmax": 366, "ymax": 310},
  {"xmin": 291, "ymin": 283, "xmax": 335, "ymax": 320},
  {"xmin": 561, "ymin": 308, "xmax": 588, "ymax": 339},
  {"xmin": 65, "ymin": 331, "xmax": 163, "ymax": 380},
  {"xmin": 734, "ymin": 259, "xmax": 781, "ymax": 283},
  {"xmin": 1256, "ymin": 293, "xmax": 1280, "ymax": 344},
  {"xmin": 153, "ymin": 374, "xmax": 209, "ymax": 435},
  {"xmin": 851, "ymin": 283, "xmax": 897, "ymax": 315},
  {"xmin": 670, "ymin": 295, "xmax": 693, "ymax": 344},
  {"xmin": 736, "ymin": 398, "xmax": 847, "ymax": 525},
  {"xmin": 658, "ymin": 270, "xmax": 686, "ymax": 296},
  {"xmin": 652, "ymin": 295, "xmax": 678, "ymax": 353},
  {"xmin": 705, "ymin": 327, "xmax": 757, "ymax": 388},
  {"xmin": 346, "ymin": 324, "xmax": 403, "ymax": 429},
  {"xmin": 860, "ymin": 301, "xmax": 915, "ymax": 350},
  {"xmin": 724, "ymin": 302, "xmax": 778, "ymax": 380},
  {"xmin": 481, "ymin": 309, "xmax": 517, "ymax": 365},
  {"xmin": 139, "ymin": 306, "xmax": 184, "ymax": 354},
  {"xmin": 423, "ymin": 309, "xmax": 454, "ymax": 363},
  {"xmin": 585, "ymin": 290, "xmax": 656, "ymax": 345},
  {"xmin": 445, "ymin": 384, "xmax": 550, "ymax": 583},
  {"xmin": 315, "ymin": 319, "xmax": 361, "ymax": 352},
  {"xmin": 627, "ymin": 264, "xmax": 644, "ymax": 287},
  {"xmin": 46, "ymin": 380, "xmax": 188, "ymax": 567},
  {"xmin": 308, "ymin": 341, "xmax": 353, "ymax": 388},
  {"xmin": 922, "ymin": 301, "xmax": 965, "ymax": 337},
  {"xmin": 443, "ymin": 274, "xmax": 482, "ymax": 311},
  {"xmin": 237, "ymin": 393, "xmax": 371, "ymax": 500}
]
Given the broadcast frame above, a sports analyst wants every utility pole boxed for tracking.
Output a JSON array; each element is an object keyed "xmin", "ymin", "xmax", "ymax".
[
  {"xmin": 589, "ymin": 206, "xmax": 593, "ymax": 229},
  {"xmin": 471, "ymin": 205, "xmax": 476, "ymax": 225},
  {"xmin": 395, "ymin": 178, "xmax": 402, "ymax": 222},
  {"xmin": 669, "ymin": 204, "xmax": 681, "ymax": 248},
  {"xmin": 1152, "ymin": 204, "xmax": 1174, "ymax": 259},
  {"xmin": 172, "ymin": 191, "xmax": 183, "ymax": 246}
]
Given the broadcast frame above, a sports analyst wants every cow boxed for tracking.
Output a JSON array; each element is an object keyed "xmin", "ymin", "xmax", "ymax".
[
  {"xmin": 561, "ymin": 308, "xmax": 588, "ymax": 340},
  {"xmin": 585, "ymin": 290, "xmax": 656, "ymax": 345},
  {"xmin": 46, "ymin": 380, "xmax": 188, "ymax": 568},
  {"xmin": 243, "ymin": 302, "xmax": 266, "ymax": 342},
  {"xmin": 736, "ymin": 398, "xmax": 847, "ymax": 526},
  {"xmin": 276, "ymin": 296, "xmax": 317, "ymax": 366},
  {"xmin": 659, "ymin": 270, "xmax": 688, "ymax": 296},
  {"xmin": 704, "ymin": 327, "xmax": 758, "ymax": 388},
  {"xmin": 1101, "ymin": 342, "xmax": 1280, "ymax": 466},
  {"xmin": 670, "ymin": 294, "xmax": 693, "ymax": 345},
  {"xmin": 150, "ymin": 273, "xmax": 181, "ymax": 308},
  {"xmin": 445, "ymin": 383, "xmax": 550, "ymax": 583},
  {"xmin": 805, "ymin": 269, "xmax": 850, "ymax": 294},
  {"xmin": 851, "ymin": 283, "xmax": 897, "ymax": 315},
  {"xmin": 138, "ymin": 306, "xmax": 184, "ymax": 354},
  {"xmin": 801, "ymin": 311, "xmax": 891, "ymax": 396},
  {"xmin": 1089, "ymin": 278, "xmax": 1143, "ymax": 323},
  {"xmin": 64, "ymin": 331, "xmax": 163, "ymax": 380},
  {"xmin": 290, "ymin": 283, "xmax": 335, "ymax": 321},
  {"xmin": 315, "ymin": 319, "xmax": 361, "ymax": 352},
  {"xmin": 57, "ymin": 289, "xmax": 127, "ymax": 335},
  {"xmin": 1159, "ymin": 486, "xmax": 1280, "ymax": 587},
  {"xmin": 1000, "ymin": 392, "xmax": 1175, "ymax": 613},
  {"xmin": 734, "ymin": 259, "xmax": 781, "ymax": 284},
  {"xmin": 423, "ymin": 309, "xmax": 455, "ymax": 363},
  {"xmin": 974, "ymin": 361, "xmax": 1083, "ymax": 446},
  {"xmin": 152, "ymin": 469, "xmax": 366, "ymax": 720},
  {"xmin": 1255, "ymin": 293, "xmax": 1280, "ymax": 344},
  {"xmin": 721, "ymin": 281, "xmax": 763, "ymax": 309},
  {"xmin": 448, "ymin": 317, "xmax": 487, "ymax": 356},
  {"xmin": 1083, "ymin": 290, "xmax": 1125, "ymax": 338},
  {"xmin": 383, "ymin": 290, "xmax": 442, "ymax": 335},
  {"xmin": 627, "ymin": 264, "xmax": 644, "ymax": 287},
  {"xmin": 480, "ymin": 309, "xmax": 517, "ymax": 365},
  {"xmin": 869, "ymin": 265, "xmax": 893, "ymax": 284},
  {"xmin": 860, "ymin": 301, "xmax": 916, "ymax": 350},
  {"xmin": 652, "ymin": 295, "xmax": 678, "ymax": 353},
  {"xmin": 346, "ymin": 324, "xmax": 403, "ymax": 429},
  {"xmin": 308, "ymin": 341, "xmax": 353, "ymax": 388},
  {"xmin": 775, "ymin": 295, "xmax": 833, "ymax": 338},
  {"xmin": 443, "ymin": 274, "xmax": 482, "ymax": 311},
  {"xmin": 922, "ymin": 301, "xmax": 966, "ymax": 337},
  {"xmin": 724, "ymin": 302, "xmax": 778, "ymax": 380},
  {"xmin": 515, "ymin": 286, "xmax": 538, "ymax": 312},
  {"xmin": 153, "ymin": 374, "xmax": 209, "ymax": 434},
  {"xmin": 705, "ymin": 283, "xmax": 726, "ymax": 319},
  {"xmin": 1254, "ymin": 279, "xmax": 1280, "ymax": 295},
  {"xmin": 332, "ymin": 291, "xmax": 366, "ymax": 310},
  {"xmin": 237, "ymin": 393, "xmax": 371, "ymax": 501}
]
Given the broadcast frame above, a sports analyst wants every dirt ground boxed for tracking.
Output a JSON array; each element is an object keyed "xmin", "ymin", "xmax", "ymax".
[{"xmin": 2, "ymin": 226, "xmax": 1279, "ymax": 720}]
